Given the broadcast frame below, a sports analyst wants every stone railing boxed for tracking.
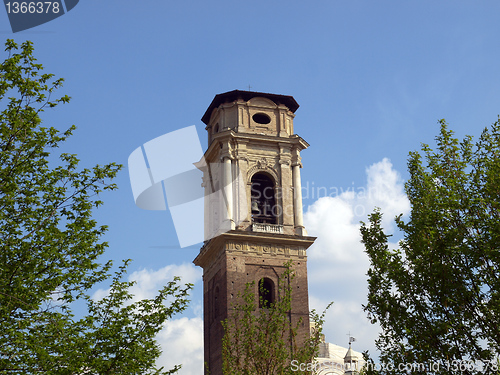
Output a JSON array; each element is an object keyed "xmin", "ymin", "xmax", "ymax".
[{"xmin": 252, "ymin": 223, "xmax": 284, "ymax": 234}]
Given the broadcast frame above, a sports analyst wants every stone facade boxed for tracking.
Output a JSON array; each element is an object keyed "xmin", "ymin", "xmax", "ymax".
[{"xmin": 199, "ymin": 90, "xmax": 309, "ymax": 238}]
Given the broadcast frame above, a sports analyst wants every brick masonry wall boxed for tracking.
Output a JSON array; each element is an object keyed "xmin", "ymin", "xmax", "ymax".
[{"xmin": 200, "ymin": 234, "xmax": 312, "ymax": 375}]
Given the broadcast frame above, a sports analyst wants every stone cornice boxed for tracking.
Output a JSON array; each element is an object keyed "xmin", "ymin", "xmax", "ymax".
[
  {"xmin": 203, "ymin": 131, "xmax": 310, "ymax": 164},
  {"xmin": 202, "ymin": 90, "xmax": 299, "ymax": 125},
  {"xmin": 193, "ymin": 230, "xmax": 316, "ymax": 270}
]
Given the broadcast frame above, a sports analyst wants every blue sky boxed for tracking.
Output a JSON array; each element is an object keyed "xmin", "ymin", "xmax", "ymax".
[{"xmin": 3, "ymin": 1, "xmax": 500, "ymax": 372}]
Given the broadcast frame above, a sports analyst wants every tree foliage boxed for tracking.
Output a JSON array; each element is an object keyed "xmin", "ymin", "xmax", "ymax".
[
  {"xmin": 222, "ymin": 262, "xmax": 331, "ymax": 375},
  {"xmin": 361, "ymin": 119, "xmax": 500, "ymax": 374},
  {"xmin": 0, "ymin": 39, "xmax": 191, "ymax": 374}
]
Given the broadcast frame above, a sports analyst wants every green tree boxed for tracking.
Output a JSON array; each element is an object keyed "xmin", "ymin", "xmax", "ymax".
[
  {"xmin": 361, "ymin": 120, "xmax": 500, "ymax": 375},
  {"xmin": 0, "ymin": 39, "xmax": 191, "ymax": 374},
  {"xmin": 222, "ymin": 262, "xmax": 331, "ymax": 375}
]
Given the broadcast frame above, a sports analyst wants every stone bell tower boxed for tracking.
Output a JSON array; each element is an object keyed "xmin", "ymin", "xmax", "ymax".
[{"xmin": 193, "ymin": 90, "xmax": 315, "ymax": 375}]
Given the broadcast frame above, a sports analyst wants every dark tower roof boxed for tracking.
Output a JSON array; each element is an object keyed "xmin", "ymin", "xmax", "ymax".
[{"xmin": 201, "ymin": 90, "xmax": 299, "ymax": 125}]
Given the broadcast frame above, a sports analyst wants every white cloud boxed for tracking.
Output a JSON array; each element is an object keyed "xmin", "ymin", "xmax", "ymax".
[
  {"xmin": 304, "ymin": 197, "xmax": 359, "ymax": 263},
  {"xmin": 91, "ymin": 263, "xmax": 204, "ymax": 374},
  {"xmin": 156, "ymin": 317, "xmax": 204, "ymax": 374},
  {"xmin": 92, "ymin": 262, "xmax": 202, "ymax": 303},
  {"xmin": 127, "ymin": 263, "xmax": 201, "ymax": 302},
  {"xmin": 363, "ymin": 158, "xmax": 411, "ymax": 228},
  {"xmin": 304, "ymin": 158, "xmax": 410, "ymax": 360},
  {"xmin": 127, "ymin": 265, "xmax": 203, "ymax": 374}
]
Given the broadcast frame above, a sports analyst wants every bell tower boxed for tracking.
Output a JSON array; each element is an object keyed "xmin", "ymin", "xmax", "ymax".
[{"xmin": 193, "ymin": 90, "xmax": 315, "ymax": 374}]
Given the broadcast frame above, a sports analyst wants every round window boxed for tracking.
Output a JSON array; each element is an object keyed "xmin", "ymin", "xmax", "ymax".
[{"xmin": 252, "ymin": 113, "xmax": 271, "ymax": 125}]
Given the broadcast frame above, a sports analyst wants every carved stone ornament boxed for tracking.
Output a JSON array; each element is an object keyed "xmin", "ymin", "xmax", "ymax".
[
  {"xmin": 226, "ymin": 242, "xmax": 305, "ymax": 258},
  {"xmin": 235, "ymin": 153, "xmax": 249, "ymax": 161},
  {"xmin": 220, "ymin": 141, "xmax": 235, "ymax": 161},
  {"xmin": 257, "ymin": 158, "xmax": 268, "ymax": 169}
]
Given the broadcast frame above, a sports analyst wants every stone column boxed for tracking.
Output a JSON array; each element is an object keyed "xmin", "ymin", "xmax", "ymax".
[
  {"xmin": 292, "ymin": 163, "xmax": 307, "ymax": 236},
  {"xmin": 202, "ymin": 174, "xmax": 209, "ymax": 241},
  {"xmin": 222, "ymin": 156, "xmax": 235, "ymax": 230}
]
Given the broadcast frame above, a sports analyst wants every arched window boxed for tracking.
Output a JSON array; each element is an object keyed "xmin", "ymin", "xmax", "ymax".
[
  {"xmin": 251, "ymin": 173, "xmax": 277, "ymax": 224},
  {"xmin": 259, "ymin": 278, "xmax": 275, "ymax": 308}
]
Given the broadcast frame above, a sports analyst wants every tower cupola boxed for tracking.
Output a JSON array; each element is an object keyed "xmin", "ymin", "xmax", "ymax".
[{"xmin": 202, "ymin": 90, "xmax": 299, "ymax": 145}]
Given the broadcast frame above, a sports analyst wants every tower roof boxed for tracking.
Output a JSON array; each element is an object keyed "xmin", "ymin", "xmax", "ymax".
[
  {"xmin": 344, "ymin": 344, "xmax": 358, "ymax": 363},
  {"xmin": 201, "ymin": 89, "xmax": 300, "ymax": 125}
]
